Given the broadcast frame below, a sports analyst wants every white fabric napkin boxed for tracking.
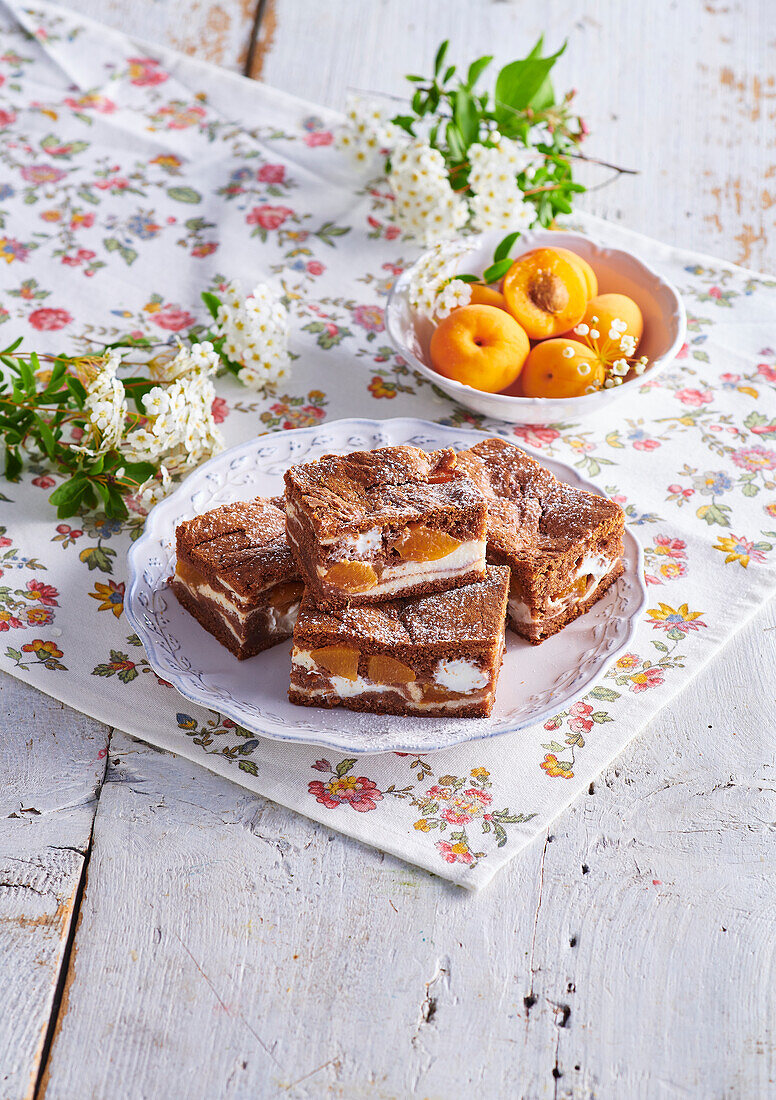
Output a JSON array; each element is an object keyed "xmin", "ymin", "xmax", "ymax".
[{"xmin": 1, "ymin": 0, "xmax": 775, "ymax": 887}]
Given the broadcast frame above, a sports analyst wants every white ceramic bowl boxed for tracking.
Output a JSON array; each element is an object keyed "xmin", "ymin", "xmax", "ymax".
[{"xmin": 385, "ymin": 228, "xmax": 687, "ymax": 425}]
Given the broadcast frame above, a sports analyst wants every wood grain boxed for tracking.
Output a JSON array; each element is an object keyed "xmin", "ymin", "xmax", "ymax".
[
  {"xmin": 11, "ymin": 1, "xmax": 776, "ymax": 1096},
  {"xmin": 39, "ymin": 607, "xmax": 776, "ymax": 1098},
  {"xmin": 61, "ymin": 0, "xmax": 259, "ymax": 71},
  {"xmin": 257, "ymin": 0, "xmax": 776, "ymax": 272},
  {"xmin": 0, "ymin": 677, "xmax": 109, "ymax": 1100}
]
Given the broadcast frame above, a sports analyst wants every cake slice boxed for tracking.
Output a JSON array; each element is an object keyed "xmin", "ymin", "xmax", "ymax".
[
  {"xmin": 288, "ymin": 565, "xmax": 510, "ymax": 718},
  {"xmin": 456, "ymin": 437, "xmax": 625, "ymax": 644},
  {"xmin": 283, "ymin": 445, "xmax": 487, "ymax": 610},
  {"xmin": 172, "ymin": 498, "xmax": 303, "ymax": 659}
]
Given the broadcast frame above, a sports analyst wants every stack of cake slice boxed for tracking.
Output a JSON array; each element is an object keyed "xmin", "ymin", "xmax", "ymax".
[{"xmin": 172, "ymin": 438, "xmax": 625, "ymax": 719}]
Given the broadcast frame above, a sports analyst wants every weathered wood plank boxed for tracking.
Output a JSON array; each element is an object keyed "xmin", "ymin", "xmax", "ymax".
[
  {"xmin": 40, "ymin": 594, "xmax": 776, "ymax": 1098},
  {"xmin": 19, "ymin": 2, "xmax": 776, "ymax": 1096},
  {"xmin": 60, "ymin": 0, "xmax": 259, "ymax": 72},
  {"xmin": 0, "ymin": 674, "xmax": 109, "ymax": 1100},
  {"xmin": 256, "ymin": 0, "xmax": 776, "ymax": 272}
]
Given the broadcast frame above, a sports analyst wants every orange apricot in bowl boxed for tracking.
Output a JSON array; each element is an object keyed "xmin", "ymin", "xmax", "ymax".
[
  {"xmin": 520, "ymin": 338, "xmax": 606, "ymax": 399},
  {"xmin": 429, "ymin": 303, "xmax": 530, "ymax": 393},
  {"xmin": 552, "ymin": 248, "xmax": 598, "ymax": 299},
  {"xmin": 502, "ymin": 247, "xmax": 589, "ymax": 340},
  {"xmin": 572, "ymin": 293, "xmax": 644, "ymax": 349},
  {"xmin": 467, "ymin": 283, "xmax": 510, "ymax": 311}
]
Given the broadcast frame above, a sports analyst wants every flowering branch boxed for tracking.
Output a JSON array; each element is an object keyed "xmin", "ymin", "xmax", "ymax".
[
  {"xmin": 338, "ymin": 37, "xmax": 591, "ymax": 245},
  {"xmin": 0, "ymin": 282, "xmax": 292, "ymax": 520}
]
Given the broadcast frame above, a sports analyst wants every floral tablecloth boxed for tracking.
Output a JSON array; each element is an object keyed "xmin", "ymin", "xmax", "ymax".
[{"xmin": 1, "ymin": 0, "xmax": 775, "ymax": 888}]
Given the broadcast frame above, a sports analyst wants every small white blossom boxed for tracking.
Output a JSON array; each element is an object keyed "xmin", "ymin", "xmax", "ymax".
[
  {"xmin": 573, "ymin": 323, "xmax": 590, "ymax": 336},
  {"xmin": 434, "ymin": 278, "xmax": 472, "ymax": 318},
  {"xmin": 76, "ymin": 348, "xmax": 128, "ymax": 455},
  {"xmin": 407, "ymin": 238, "xmax": 471, "ymax": 320},
  {"xmin": 589, "ymin": 328, "xmax": 600, "ymax": 340},
  {"xmin": 562, "ymin": 346, "xmax": 575, "ymax": 359},
  {"xmin": 388, "ymin": 141, "xmax": 468, "ymax": 245},
  {"xmin": 467, "ymin": 140, "xmax": 535, "ymax": 232},
  {"xmin": 337, "ymin": 94, "xmax": 403, "ymax": 170},
  {"xmin": 619, "ymin": 333, "xmax": 637, "ymax": 357},
  {"xmin": 213, "ymin": 281, "xmax": 291, "ymax": 393},
  {"xmin": 611, "ymin": 358, "xmax": 629, "ymax": 377}
]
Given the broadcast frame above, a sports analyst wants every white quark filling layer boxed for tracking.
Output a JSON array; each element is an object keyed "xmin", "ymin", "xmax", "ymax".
[
  {"xmin": 177, "ymin": 576, "xmax": 299, "ymax": 638},
  {"xmin": 292, "ymin": 649, "xmax": 491, "ymax": 706},
  {"xmin": 314, "ymin": 540, "xmax": 486, "ymax": 595},
  {"xmin": 433, "ymin": 659, "xmax": 489, "ymax": 693},
  {"xmin": 508, "ymin": 551, "xmax": 617, "ymax": 627}
]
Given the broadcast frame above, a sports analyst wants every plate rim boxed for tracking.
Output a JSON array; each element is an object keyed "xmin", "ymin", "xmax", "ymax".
[{"xmin": 125, "ymin": 417, "xmax": 647, "ymax": 754}]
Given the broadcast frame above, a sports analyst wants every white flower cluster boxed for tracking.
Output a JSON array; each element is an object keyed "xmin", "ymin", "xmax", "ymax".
[
  {"xmin": 337, "ymin": 95, "xmax": 402, "ymax": 169},
  {"xmin": 213, "ymin": 281, "xmax": 291, "ymax": 392},
  {"xmin": 124, "ymin": 342, "xmax": 223, "ymax": 481},
  {"xmin": 406, "ymin": 239, "xmax": 472, "ymax": 319},
  {"xmin": 467, "ymin": 141, "xmax": 536, "ymax": 233},
  {"xmin": 388, "ymin": 141, "xmax": 468, "ymax": 246},
  {"xmin": 434, "ymin": 278, "xmax": 472, "ymax": 319},
  {"xmin": 573, "ymin": 316, "xmax": 649, "ymax": 389},
  {"xmin": 80, "ymin": 349, "xmax": 127, "ymax": 454}
]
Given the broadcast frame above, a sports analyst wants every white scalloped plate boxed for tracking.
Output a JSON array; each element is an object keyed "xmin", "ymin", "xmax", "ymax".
[{"xmin": 125, "ymin": 418, "xmax": 646, "ymax": 754}]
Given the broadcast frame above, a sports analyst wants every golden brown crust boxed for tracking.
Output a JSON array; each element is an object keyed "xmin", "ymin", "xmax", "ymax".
[
  {"xmin": 175, "ymin": 497, "xmax": 298, "ymax": 599},
  {"xmin": 283, "ymin": 445, "xmax": 484, "ymax": 540}
]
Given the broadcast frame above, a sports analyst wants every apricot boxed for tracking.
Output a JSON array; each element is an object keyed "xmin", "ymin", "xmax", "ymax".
[
  {"xmin": 391, "ymin": 524, "xmax": 460, "ymax": 561},
  {"xmin": 502, "ymin": 248, "xmax": 589, "ymax": 339},
  {"xmin": 571, "ymin": 293, "xmax": 643, "ymax": 351},
  {"xmin": 552, "ymin": 248, "xmax": 598, "ymax": 299},
  {"xmin": 270, "ymin": 580, "xmax": 304, "ymax": 613},
  {"xmin": 520, "ymin": 338, "xmax": 606, "ymax": 399},
  {"xmin": 367, "ymin": 655, "xmax": 416, "ymax": 684},
  {"xmin": 325, "ymin": 560, "xmax": 378, "ymax": 593},
  {"xmin": 311, "ymin": 645, "xmax": 360, "ymax": 681},
  {"xmin": 429, "ymin": 304, "xmax": 530, "ymax": 393},
  {"xmin": 467, "ymin": 284, "xmax": 509, "ymax": 311}
]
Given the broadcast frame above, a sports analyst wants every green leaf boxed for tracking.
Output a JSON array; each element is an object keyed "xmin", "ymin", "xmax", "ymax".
[
  {"xmin": 453, "ymin": 88, "xmax": 478, "ymax": 146},
  {"xmin": 167, "ymin": 186, "xmax": 202, "ymax": 204},
  {"xmin": 482, "ymin": 257, "xmax": 514, "ymax": 283},
  {"xmin": 238, "ymin": 760, "xmax": 258, "ymax": 777},
  {"xmin": 433, "ymin": 40, "xmax": 449, "ymax": 78},
  {"xmin": 445, "ymin": 120, "xmax": 465, "ymax": 161},
  {"xmin": 494, "ymin": 42, "xmax": 565, "ymax": 122},
  {"xmin": 65, "ymin": 376, "xmax": 87, "ymax": 407},
  {"xmin": 335, "ymin": 757, "xmax": 357, "ymax": 777},
  {"xmin": 466, "ymin": 55, "xmax": 493, "ymax": 90},
  {"xmin": 651, "ymin": 640, "xmax": 669, "ymax": 652},
  {"xmin": 741, "ymin": 482, "xmax": 759, "ymax": 497},
  {"xmin": 4, "ymin": 447, "xmax": 22, "ymax": 481},
  {"xmin": 201, "ymin": 291, "xmax": 221, "ymax": 321},
  {"xmin": 49, "ymin": 474, "xmax": 88, "ymax": 507},
  {"xmin": 493, "ymin": 230, "xmax": 522, "ymax": 263}
]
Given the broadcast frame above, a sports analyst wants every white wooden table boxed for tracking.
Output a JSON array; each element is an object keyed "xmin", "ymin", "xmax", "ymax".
[{"xmin": 3, "ymin": 3, "xmax": 776, "ymax": 1097}]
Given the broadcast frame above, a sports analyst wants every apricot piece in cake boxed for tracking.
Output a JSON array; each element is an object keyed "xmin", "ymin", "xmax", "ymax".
[
  {"xmin": 310, "ymin": 645, "xmax": 360, "ymax": 681},
  {"xmin": 325, "ymin": 561, "xmax": 378, "ymax": 593},
  {"xmin": 367, "ymin": 655, "xmax": 416, "ymax": 683},
  {"xmin": 390, "ymin": 524, "xmax": 461, "ymax": 562},
  {"xmin": 429, "ymin": 304, "xmax": 530, "ymax": 393},
  {"xmin": 502, "ymin": 248, "xmax": 589, "ymax": 339},
  {"xmin": 520, "ymin": 338, "xmax": 606, "ymax": 399}
]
